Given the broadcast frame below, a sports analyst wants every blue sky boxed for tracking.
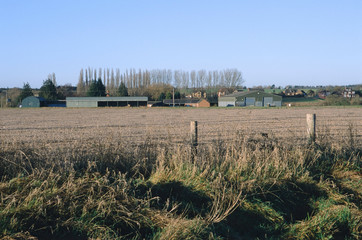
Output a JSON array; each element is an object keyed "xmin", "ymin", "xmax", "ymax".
[{"xmin": 0, "ymin": 0, "xmax": 361, "ymax": 88}]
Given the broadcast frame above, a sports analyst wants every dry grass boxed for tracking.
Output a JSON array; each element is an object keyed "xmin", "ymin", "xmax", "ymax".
[{"xmin": 0, "ymin": 107, "xmax": 361, "ymax": 239}]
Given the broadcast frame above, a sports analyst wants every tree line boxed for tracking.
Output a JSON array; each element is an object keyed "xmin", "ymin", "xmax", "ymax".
[
  {"xmin": 76, "ymin": 68, "xmax": 244, "ymax": 96},
  {"xmin": 12, "ymin": 69, "xmax": 243, "ymax": 105}
]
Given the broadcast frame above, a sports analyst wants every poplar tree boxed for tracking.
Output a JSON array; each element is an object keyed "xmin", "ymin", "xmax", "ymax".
[
  {"xmin": 52, "ymin": 73, "xmax": 56, "ymax": 86},
  {"xmin": 116, "ymin": 68, "xmax": 121, "ymax": 88},
  {"xmin": 110, "ymin": 69, "xmax": 115, "ymax": 94},
  {"xmin": 88, "ymin": 67, "xmax": 92, "ymax": 82},
  {"xmin": 106, "ymin": 68, "xmax": 110, "ymax": 90},
  {"xmin": 94, "ymin": 69, "xmax": 97, "ymax": 81},
  {"xmin": 47, "ymin": 73, "xmax": 57, "ymax": 87},
  {"xmin": 103, "ymin": 69, "xmax": 106, "ymax": 85},
  {"xmin": 85, "ymin": 69, "xmax": 88, "ymax": 86},
  {"xmin": 77, "ymin": 69, "xmax": 85, "ymax": 96},
  {"xmin": 190, "ymin": 70, "xmax": 196, "ymax": 89}
]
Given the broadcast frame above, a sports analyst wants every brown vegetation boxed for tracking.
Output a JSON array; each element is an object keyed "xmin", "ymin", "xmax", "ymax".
[{"xmin": 0, "ymin": 107, "xmax": 361, "ymax": 239}]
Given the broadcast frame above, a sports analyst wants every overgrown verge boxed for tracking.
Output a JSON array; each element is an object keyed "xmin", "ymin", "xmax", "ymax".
[{"xmin": 0, "ymin": 133, "xmax": 361, "ymax": 239}]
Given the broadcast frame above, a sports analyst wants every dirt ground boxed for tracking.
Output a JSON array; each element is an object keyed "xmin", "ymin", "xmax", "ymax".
[{"xmin": 1, "ymin": 107, "xmax": 361, "ymax": 147}]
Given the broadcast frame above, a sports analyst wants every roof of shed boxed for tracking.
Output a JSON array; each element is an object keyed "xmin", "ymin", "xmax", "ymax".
[
  {"xmin": 223, "ymin": 90, "xmax": 262, "ymax": 97},
  {"xmin": 66, "ymin": 96, "xmax": 148, "ymax": 101},
  {"xmin": 23, "ymin": 96, "xmax": 46, "ymax": 102},
  {"xmin": 221, "ymin": 90, "xmax": 282, "ymax": 99}
]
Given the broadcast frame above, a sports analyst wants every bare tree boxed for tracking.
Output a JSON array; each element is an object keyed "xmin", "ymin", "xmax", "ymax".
[
  {"xmin": 181, "ymin": 71, "xmax": 189, "ymax": 89},
  {"xmin": 143, "ymin": 70, "xmax": 150, "ymax": 87},
  {"xmin": 52, "ymin": 73, "xmax": 56, "ymax": 86},
  {"xmin": 160, "ymin": 69, "xmax": 167, "ymax": 84},
  {"xmin": 166, "ymin": 69, "xmax": 173, "ymax": 85},
  {"xmin": 77, "ymin": 69, "xmax": 85, "ymax": 96},
  {"xmin": 174, "ymin": 70, "xmax": 182, "ymax": 88},
  {"xmin": 157, "ymin": 69, "xmax": 163, "ymax": 84},
  {"xmin": 110, "ymin": 68, "xmax": 115, "ymax": 94},
  {"xmin": 106, "ymin": 68, "xmax": 110, "ymax": 90},
  {"xmin": 116, "ymin": 68, "xmax": 121, "ymax": 88},
  {"xmin": 223, "ymin": 69, "xmax": 244, "ymax": 87},
  {"xmin": 123, "ymin": 72, "xmax": 127, "ymax": 87},
  {"xmin": 93, "ymin": 69, "xmax": 97, "ymax": 82},
  {"xmin": 219, "ymin": 70, "xmax": 225, "ymax": 87},
  {"xmin": 88, "ymin": 67, "xmax": 93, "ymax": 81},
  {"xmin": 207, "ymin": 71, "xmax": 213, "ymax": 89},
  {"xmin": 190, "ymin": 70, "xmax": 196, "ymax": 89},
  {"xmin": 126, "ymin": 69, "xmax": 130, "ymax": 88},
  {"xmin": 150, "ymin": 69, "xmax": 162, "ymax": 84},
  {"xmin": 197, "ymin": 70, "xmax": 206, "ymax": 88},
  {"xmin": 138, "ymin": 69, "xmax": 142, "ymax": 88},
  {"xmin": 47, "ymin": 73, "xmax": 57, "ymax": 86},
  {"xmin": 223, "ymin": 69, "xmax": 232, "ymax": 87},
  {"xmin": 103, "ymin": 68, "xmax": 106, "ymax": 85},
  {"xmin": 213, "ymin": 70, "xmax": 219, "ymax": 87},
  {"xmin": 132, "ymin": 68, "xmax": 136, "ymax": 88}
]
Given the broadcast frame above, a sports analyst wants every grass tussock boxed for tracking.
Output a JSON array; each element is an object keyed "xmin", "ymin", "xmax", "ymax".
[{"xmin": 0, "ymin": 130, "xmax": 361, "ymax": 239}]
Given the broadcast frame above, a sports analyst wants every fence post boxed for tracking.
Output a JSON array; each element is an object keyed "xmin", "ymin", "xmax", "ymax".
[
  {"xmin": 306, "ymin": 114, "xmax": 316, "ymax": 143},
  {"xmin": 190, "ymin": 121, "xmax": 198, "ymax": 157}
]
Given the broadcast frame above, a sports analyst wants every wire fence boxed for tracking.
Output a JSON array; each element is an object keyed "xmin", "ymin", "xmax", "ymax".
[{"xmin": 1, "ymin": 109, "xmax": 361, "ymax": 150}]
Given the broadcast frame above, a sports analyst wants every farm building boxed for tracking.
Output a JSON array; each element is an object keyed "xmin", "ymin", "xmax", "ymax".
[
  {"xmin": 21, "ymin": 96, "xmax": 66, "ymax": 108},
  {"xmin": 343, "ymin": 88, "xmax": 356, "ymax": 98},
  {"xmin": 66, "ymin": 97, "xmax": 148, "ymax": 107},
  {"xmin": 21, "ymin": 96, "xmax": 47, "ymax": 108},
  {"xmin": 163, "ymin": 99, "xmax": 210, "ymax": 107},
  {"xmin": 218, "ymin": 90, "xmax": 282, "ymax": 107}
]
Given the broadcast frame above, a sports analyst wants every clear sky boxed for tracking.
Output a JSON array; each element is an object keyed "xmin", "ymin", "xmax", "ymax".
[{"xmin": 0, "ymin": 0, "xmax": 361, "ymax": 88}]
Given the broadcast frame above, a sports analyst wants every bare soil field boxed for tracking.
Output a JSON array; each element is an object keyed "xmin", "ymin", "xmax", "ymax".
[{"xmin": 1, "ymin": 107, "xmax": 361, "ymax": 147}]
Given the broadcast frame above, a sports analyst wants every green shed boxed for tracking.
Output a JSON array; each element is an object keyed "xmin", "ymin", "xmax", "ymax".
[
  {"xmin": 218, "ymin": 90, "xmax": 282, "ymax": 107},
  {"xmin": 21, "ymin": 96, "xmax": 46, "ymax": 108}
]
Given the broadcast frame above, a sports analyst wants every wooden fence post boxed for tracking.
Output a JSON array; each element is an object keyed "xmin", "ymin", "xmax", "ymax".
[
  {"xmin": 190, "ymin": 121, "xmax": 198, "ymax": 157},
  {"xmin": 306, "ymin": 114, "xmax": 316, "ymax": 143}
]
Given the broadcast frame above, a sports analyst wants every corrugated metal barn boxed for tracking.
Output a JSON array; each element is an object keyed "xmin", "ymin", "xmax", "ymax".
[
  {"xmin": 21, "ymin": 96, "xmax": 66, "ymax": 108},
  {"xmin": 218, "ymin": 91, "xmax": 282, "ymax": 107},
  {"xmin": 66, "ymin": 97, "xmax": 148, "ymax": 107}
]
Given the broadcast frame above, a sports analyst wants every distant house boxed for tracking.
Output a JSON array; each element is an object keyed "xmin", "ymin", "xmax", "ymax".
[
  {"xmin": 343, "ymin": 88, "xmax": 356, "ymax": 98},
  {"xmin": 163, "ymin": 99, "xmax": 210, "ymax": 107},
  {"xmin": 283, "ymin": 89, "xmax": 295, "ymax": 96},
  {"xmin": 217, "ymin": 88, "xmax": 232, "ymax": 97},
  {"xmin": 318, "ymin": 90, "xmax": 331, "ymax": 99},
  {"xmin": 283, "ymin": 89, "xmax": 306, "ymax": 97},
  {"xmin": 191, "ymin": 91, "xmax": 207, "ymax": 99}
]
